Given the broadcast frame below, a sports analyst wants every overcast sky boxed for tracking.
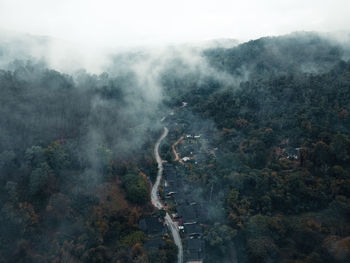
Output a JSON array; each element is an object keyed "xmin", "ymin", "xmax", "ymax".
[{"xmin": 0, "ymin": 0, "xmax": 349, "ymax": 48}]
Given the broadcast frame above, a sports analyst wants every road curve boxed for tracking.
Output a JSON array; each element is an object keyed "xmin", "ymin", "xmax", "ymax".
[{"xmin": 152, "ymin": 127, "xmax": 183, "ymax": 263}]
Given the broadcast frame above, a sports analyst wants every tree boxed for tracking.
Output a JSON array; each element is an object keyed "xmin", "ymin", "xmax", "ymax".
[
  {"xmin": 96, "ymin": 145, "xmax": 113, "ymax": 175},
  {"xmin": 5, "ymin": 181, "xmax": 18, "ymax": 203},
  {"xmin": 45, "ymin": 141, "xmax": 70, "ymax": 171},
  {"xmin": 204, "ymin": 222, "xmax": 237, "ymax": 254},
  {"xmin": 122, "ymin": 231, "xmax": 146, "ymax": 247},
  {"xmin": 330, "ymin": 133, "xmax": 350, "ymax": 162},
  {"xmin": 227, "ymin": 189, "xmax": 239, "ymax": 207},
  {"xmin": 29, "ymin": 162, "xmax": 51, "ymax": 197},
  {"xmin": 25, "ymin": 146, "xmax": 45, "ymax": 168},
  {"xmin": 247, "ymin": 237, "xmax": 278, "ymax": 263},
  {"xmin": 313, "ymin": 141, "xmax": 331, "ymax": 166},
  {"xmin": 122, "ymin": 173, "xmax": 149, "ymax": 204},
  {"xmin": 0, "ymin": 150, "xmax": 16, "ymax": 172}
]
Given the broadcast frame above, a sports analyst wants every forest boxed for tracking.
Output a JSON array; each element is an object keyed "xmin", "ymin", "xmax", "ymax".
[
  {"xmin": 0, "ymin": 32, "xmax": 350, "ymax": 262},
  {"xmin": 160, "ymin": 32, "xmax": 350, "ymax": 262}
]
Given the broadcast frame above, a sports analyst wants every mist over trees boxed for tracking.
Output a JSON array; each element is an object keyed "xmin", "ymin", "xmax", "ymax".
[
  {"xmin": 0, "ymin": 54, "xmax": 163, "ymax": 262},
  {"xmin": 0, "ymin": 31, "xmax": 350, "ymax": 262},
  {"xmin": 161, "ymin": 32, "xmax": 350, "ymax": 263}
]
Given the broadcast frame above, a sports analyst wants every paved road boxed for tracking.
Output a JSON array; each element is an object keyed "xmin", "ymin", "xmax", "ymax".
[{"xmin": 152, "ymin": 127, "xmax": 183, "ymax": 263}]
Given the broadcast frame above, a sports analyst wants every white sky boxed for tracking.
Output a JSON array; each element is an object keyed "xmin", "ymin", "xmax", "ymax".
[{"xmin": 0, "ymin": 0, "xmax": 350, "ymax": 48}]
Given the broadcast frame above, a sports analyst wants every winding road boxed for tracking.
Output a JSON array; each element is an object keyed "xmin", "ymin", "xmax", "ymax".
[{"xmin": 152, "ymin": 127, "xmax": 183, "ymax": 263}]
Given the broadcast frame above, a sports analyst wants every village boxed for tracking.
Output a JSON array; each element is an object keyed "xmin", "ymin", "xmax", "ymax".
[
  {"xmin": 139, "ymin": 134, "xmax": 212, "ymax": 262},
  {"xmin": 137, "ymin": 102, "xmax": 223, "ymax": 263},
  {"xmin": 138, "ymin": 100, "xmax": 306, "ymax": 263}
]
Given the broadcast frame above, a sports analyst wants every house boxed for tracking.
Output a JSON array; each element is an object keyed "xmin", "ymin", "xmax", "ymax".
[
  {"xmin": 277, "ymin": 147, "xmax": 300, "ymax": 160},
  {"xmin": 139, "ymin": 216, "xmax": 166, "ymax": 236},
  {"xmin": 177, "ymin": 204, "xmax": 198, "ymax": 224},
  {"xmin": 186, "ymin": 255, "xmax": 203, "ymax": 263},
  {"xmin": 184, "ymin": 223, "xmax": 202, "ymax": 238},
  {"xmin": 286, "ymin": 147, "xmax": 300, "ymax": 160},
  {"xmin": 182, "ymin": 157, "xmax": 191, "ymax": 162},
  {"xmin": 164, "ymin": 184, "xmax": 178, "ymax": 199},
  {"xmin": 184, "ymin": 238, "xmax": 204, "ymax": 263}
]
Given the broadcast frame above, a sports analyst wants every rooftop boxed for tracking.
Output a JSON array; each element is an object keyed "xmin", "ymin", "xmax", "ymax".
[
  {"xmin": 185, "ymin": 238, "xmax": 203, "ymax": 251},
  {"xmin": 185, "ymin": 223, "xmax": 202, "ymax": 236},
  {"xmin": 177, "ymin": 204, "xmax": 198, "ymax": 224}
]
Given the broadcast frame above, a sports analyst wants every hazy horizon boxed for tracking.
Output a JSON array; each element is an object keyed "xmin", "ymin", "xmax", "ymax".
[
  {"xmin": 1, "ymin": 0, "xmax": 350, "ymax": 48},
  {"xmin": 1, "ymin": 2, "xmax": 350, "ymax": 263}
]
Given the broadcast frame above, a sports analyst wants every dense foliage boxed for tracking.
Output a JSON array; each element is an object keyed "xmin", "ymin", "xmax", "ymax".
[
  {"xmin": 1, "ymin": 32, "xmax": 350, "ymax": 262},
  {"xmin": 160, "ymin": 33, "xmax": 350, "ymax": 262},
  {"xmin": 0, "ymin": 61, "xmax": 164, "ymax": 262}
]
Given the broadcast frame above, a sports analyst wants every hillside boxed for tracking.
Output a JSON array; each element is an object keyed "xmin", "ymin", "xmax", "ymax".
[{"xmin": 0, "ymin": 32, "xmax": 349, "ymax": 262}]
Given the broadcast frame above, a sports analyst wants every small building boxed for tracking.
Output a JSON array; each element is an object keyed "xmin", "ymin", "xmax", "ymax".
[
  {"xmin": 184, "ymin": 238, "xmax": 204, "ymax": 263},
  {"xmin": 184, "ymin": 223, "xmax": 203, "ymax": 238},
  {"xmin": 177, "ymin": 204, "xmax": 198, "ymax": 225},
  {"xmin": 279, "ymin": 147, "xmax": 300, "ymax": 160},
  {"xmin": 164, "ymin": 184, "xmax": 178, "ymax": 199},
  {"xmin": 182, "ymin": 157, "xmax": 191, "ymax": 162},
  {"xmin": 288, "ymin": 147, "xmax": 301, "ymax": 160}
]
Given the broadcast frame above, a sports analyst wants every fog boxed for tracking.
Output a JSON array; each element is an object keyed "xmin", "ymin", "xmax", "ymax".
[
  {"xmin": 1, "ymin": 2, "xmax": 350, "ymax": 262},
  {"xmin": 1, "ymin": 0, "xmax": 350, "ymax": 48}
]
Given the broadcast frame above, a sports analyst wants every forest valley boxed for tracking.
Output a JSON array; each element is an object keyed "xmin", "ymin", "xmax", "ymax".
[{"xmin": 0, "ymin": 32, "xmax": 350, "ymax": 262}]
